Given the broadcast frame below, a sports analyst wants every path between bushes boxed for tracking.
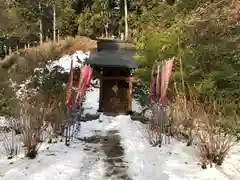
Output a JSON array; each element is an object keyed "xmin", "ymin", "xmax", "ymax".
[
  {"xmin": 0, "ymin": 115, "xmax": 240, "ymax": 180},
  {"xmin": 0, "ymin": 116, "xmax": 132, "ymax": 180},
  {"xmin": 78, "ymin": 129, "xmax": 132, "ymax": 180}
]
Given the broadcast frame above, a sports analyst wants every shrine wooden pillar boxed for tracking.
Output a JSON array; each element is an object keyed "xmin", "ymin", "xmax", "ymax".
[
  {"xmin": 98, "ymin": 74, "xmax": 104, "ymax": 112},
  {"xmin": 127, "ymin": 81, "xmax": 133, "ymax": 114}
]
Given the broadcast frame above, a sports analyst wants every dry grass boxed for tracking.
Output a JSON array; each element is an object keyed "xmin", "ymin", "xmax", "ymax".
[{"xmin": 0, "ymin": 36, "xmax": 96, "ymax": 83}]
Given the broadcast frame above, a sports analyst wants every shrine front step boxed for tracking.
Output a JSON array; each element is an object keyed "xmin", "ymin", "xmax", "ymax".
[{"xmin": 103, "ymin": 112, "xmax": 126, "ymax": 117}]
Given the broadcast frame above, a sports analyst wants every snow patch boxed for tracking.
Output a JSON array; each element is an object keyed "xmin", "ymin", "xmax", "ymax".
[
  {"xmin": 47, "ymin": 51, "xmax": 90, "ymax": 73},
  {"xmin": 79, "ymin": 114, "xmax": 240, "ymax": 180},
  {"xmin": 132, "ymin": 98, "xmax": 142, "ymax": 113},
  {"xmin": 82, "ymin": 87, "xmax": 99, "ymax": 115},
  {"xmin": 0, "ymin": 117, "xmax": 8, "ymax": 128},
  {"xmin": 0, "ymin": 141, "xmax": 106, "ymax": 180},
  {"xmin": 12, "ymin": 50, "xmax": 90, "ymax": 101}
]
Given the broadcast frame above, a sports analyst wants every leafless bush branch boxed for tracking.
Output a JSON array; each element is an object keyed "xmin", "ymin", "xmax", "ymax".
[
  {"xmin": 170, "ymin": 92, "xmax": 201, "ymax": 146},
  {"xmin": 142, "ymin": 103, "xmax": 170, "ymax": 146},
  {"xmin": 170, "ymin": 88, "xmax": 237, "ymax": 169},
  {"xmin": 19, "ymin": 97, "xmax": 57, "ymax": 158},
  {"xmin": 196, "ymin": 125, "xmax": 236, "ymax": 169},
  {"xmin": 0, "ymin": 131, "xmax": 19, "ymax": 159}
]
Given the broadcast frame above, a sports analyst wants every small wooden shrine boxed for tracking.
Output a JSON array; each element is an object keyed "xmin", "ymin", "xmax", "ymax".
[{"xmin": 85, "ymin": 40, "xmax": 138, "ymax": 114}]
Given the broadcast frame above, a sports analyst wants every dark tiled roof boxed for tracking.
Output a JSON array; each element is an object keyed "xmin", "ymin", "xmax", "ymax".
[
  {"xmin": 85, "ymin": 40, "xmax": 139, "ymax": 68},
  {"xmin": 97, "ymin": 39, "xmax": 136, "ymax": 51}
]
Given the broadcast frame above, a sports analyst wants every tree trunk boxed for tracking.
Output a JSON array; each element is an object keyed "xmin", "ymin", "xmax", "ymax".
[
  {"xmin": 57, "ymin": 29, "xmax": 60, "ymax": 42},
  {"xmin": 39, "ymin": 2, "xmax": 43, "ymax": 45},
  {"xmin": 124, "ymin": 0, "xmax": 128, "ymax": 41},
  {"xmin": 8, "ymin": 47, "xmax": 11, "ymax": 54},
  {"xmin": 105, "ymin": 23, "xmax": 108, "ymax": 38},
  {"xmin": 53, "ymin": 4, "xmax": 56, "ymax": 41}
]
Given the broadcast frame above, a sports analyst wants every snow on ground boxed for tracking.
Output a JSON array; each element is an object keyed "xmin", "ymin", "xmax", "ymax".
[
  {"xmin": 78, "ymin": 113, "xmax": 240, "ymax": 180},
  {"xmin": 13, "ymin": 50, "xmax": 90, "ymax": 99},
  {"xmin": 1, "ymin": 89, "xmax": 240, "ymax": 180},
  {"xmin": 82, "ymin": 86, "xmax": 99, "ymax": 115},
  {"xmin": 47, "ymin": 51, "xmax": 90, "ymax": 73},
  {"xmin": 0, "ymin": 116, "xmax": 8, "ymax": 128},
  {"xmin": 132, "ymin": 98, "xmax": 142, "ymax": 113},
  {"xmin": 0, "ymin": 141, "xmax": 106, "ymax": 180}
]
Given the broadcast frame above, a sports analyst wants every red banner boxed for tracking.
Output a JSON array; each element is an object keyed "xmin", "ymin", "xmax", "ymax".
[
  {"xmin": 160, "ymin": 59, "xmax": 174, "ymax": 105},
  {"xmin": 75, "ymin": 64, "xmax": 93, "ymax": 106},
  {"xmin": 65, "ymin": 58, "xmax": 73, "ymax": 109}
]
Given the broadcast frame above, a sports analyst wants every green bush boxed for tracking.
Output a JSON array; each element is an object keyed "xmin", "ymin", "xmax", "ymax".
[{"xmin": 0, "ymin": 69, "xmax": 18, "ymax": 117}]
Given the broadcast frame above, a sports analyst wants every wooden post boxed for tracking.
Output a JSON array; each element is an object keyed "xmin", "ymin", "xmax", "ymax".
[
  {"xmin": 127, "ymin": 81, "xmax": 132, "ymax": 114},
  {"xmin": 98, "ymin": 69, "xmax": 104, "ymax": 112}
]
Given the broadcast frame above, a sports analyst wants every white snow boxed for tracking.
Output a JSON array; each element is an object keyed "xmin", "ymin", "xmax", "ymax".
[
  {"xmin": 83, "ymin": 86, "xmax": 99, "ymax": 115},
  {"xmin": 132, "ymin": 98, "xmax": 142, "ymax": 113},
  {"xmin": 0, "ymin": 116, "xmax": 8, "ymax": 128},
  {"xmin": 47, "ymin": 51, "xmax": 90, "ymax": 73},
  {"xmin": 78, "ymin": 112, "xmax": 240, "ymax": 180},
  {"xmin": 0, "ymin": 142, "xmax": 106, "ymax": 180},
  {"xmin": 0, "ymin": 88, "xmax": 240, "ymax": 180},
  {"xmin": 13, "ymin": 50, "xmax": 91, "ymax": 101},
  {"xmin": 115, "ymin": 116, "xmax": 240, "ymax": 180}
]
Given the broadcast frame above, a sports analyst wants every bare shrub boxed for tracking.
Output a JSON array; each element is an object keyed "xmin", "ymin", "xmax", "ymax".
[
  {"xmin": 170, "ymin": 92, "xmax": 202, "ymax": 146},
  {"xmin": 219, "ymin": 112, "xmax": 240, "ymax": 141},
  {"xmin": 44, "ymin": 100, "xmax": 67, "ymax": 143},
  {"xmin": 190, "ymin": 105, "xmax": 236, "ymax": 169},
  {"xmin": 170, "ymin": 88, "xmax": 237, "ymax": 168},
  {"xmin": 142, "ymin": 103, "xmax": 170, "ymax": 146},
  {"xmin": 144, "ymin": 123, "xmax": 162, "ymax": 146},
  {"xmin": 37, "ymin": 84, "xmax": 67, "ymax": 143},
  {"xmin": 196, "ymin": 117, "xmax": 236, "ymax": 169},
  {"xmin": 0, "ymin": 117, "xmax": 20, "ymax": 159},
  {"xmin": 0, "ymin": 131, "xmax": 19, "ymax": 159},
  {"xmin": 19, "ymin": 97, "xmax": 55, "ymax": 159}
]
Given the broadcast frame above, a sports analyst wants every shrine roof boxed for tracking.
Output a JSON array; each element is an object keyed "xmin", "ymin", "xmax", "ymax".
[{"xmin": 85, "ymin": 40, "xmax": 139, "ymax": 68}]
